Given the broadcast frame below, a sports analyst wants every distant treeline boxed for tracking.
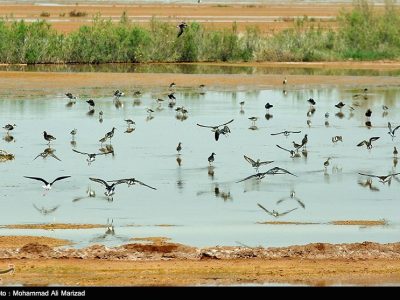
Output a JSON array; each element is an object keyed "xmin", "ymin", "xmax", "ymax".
[{"xmin": 0, "ymin": 0, "xmax": 399, "ymax": 64}]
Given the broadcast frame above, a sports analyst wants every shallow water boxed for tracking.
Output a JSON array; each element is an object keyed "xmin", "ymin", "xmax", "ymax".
[
  {"xmin": 2, "ymin": 63, "xmax": 400, "ymax": 77},
  {"xmin": 0, "ymin": 83, "xmax": 399, "ymax": 248}
]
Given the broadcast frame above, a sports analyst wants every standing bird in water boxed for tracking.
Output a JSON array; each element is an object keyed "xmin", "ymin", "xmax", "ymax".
[
  {"xmin": 265, "ymin": 102, "xmax": 273, "ymax": 113},
  {"xmin": 43, "ymin": 131, "xmax": 56, "ymax": 145},
  {"xmin": 177, "ymin": 22, "xmax": 188, "ymax": 37},
  {"xmin": 208, "ymin": 152, "xmax": 216, "ymax": 165},
  {"xmin": 283, "ymin": 77, "xmax": 287, "ymax": 85},
  {"xmin": 176, "ymin": 142, "xmax": 182, "ymax": 154}
]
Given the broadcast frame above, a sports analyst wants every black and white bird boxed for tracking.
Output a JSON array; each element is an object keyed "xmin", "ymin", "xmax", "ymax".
[
  {"xmin": 271, "ymin": 130, "xmax": 301, "ymax": 137},
  {"xmin": 177, "ymin": 21, "xmax": 188, "ymax": 37},
  {"xmin": 3, "ymin": 124, "xmax": 16, "ymax": 133},
  {"xmin": 243, "ymin": 155, "xmax": 274, "ymax": 172},
  {"xmin": 358, "ymin": 172, "xmax": 400, "ymax": 184},
  {"xmin": 86, "ymin": 99, "xmax": 95, "ymax": 109},
  {"xmin": 89, "ymin": 177, "xmax": 123, "ymax": 199},
  {"xmin": 335, "ymin": 101, "xmax": 345, "ymax": 110},
  {"xmin": 208, "ymin": 152, "xmax": 216, "ymax": 165},
  {"xmin": 24, "ymin": 176, "xmax": 71, "ymax": 190},
  {"xmin": 265, "ymin": 102, "xmax": 273, "ymax": 112},
  {"xmin": 114, "ymin": 90, "xmax": 124, "ymax": 98},
  {"xmin": 307, "ymin": 98, "xmax": 316, "ymax": 106},
  {"xmin": 197, "ymin": 119, "xmax": 234, "ymax": 141},
  {"xmin": 107, "ymin": 178, "xmax": 157, "ymax": 190},
  {"xmin": 43, "ymin": 131, "xmax": 56, "ymax": 145},
  {"xmin": 357, "ymin": 137, "xmax": 380, "ymax": 149},
  {"xmin": 65, "ymin": 92, "xmax": 76, "ymax": 101},
  {"xmin": 73, "ymin": 149, "xmax": 109, "ymax": 165},
  {"xmin": 276, "ymin": 144, "xmax": 298, "ymax": 158},
  {"xmin": 176, "ymin": 142, "xmax": 182, "ymax": 154},
  {"xmin": 388, "ymin": 122, "xmax": 400, "ymax": 139},
  {"xmin": 257, "ymin": 203, "xmax": 298, "ymax": 218},
  {"xmin": 276, "ymin": 191, "xmax": 305, "ymax": 209},
  {"xmin": 236, "ymin": 167, "xmax": 296, "ymax": 183}
]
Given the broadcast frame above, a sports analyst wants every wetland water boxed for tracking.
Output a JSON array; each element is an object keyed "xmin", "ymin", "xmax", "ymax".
[{"xmin": 0, "ymin": 74, "xmax": 399, "ymax": 248}]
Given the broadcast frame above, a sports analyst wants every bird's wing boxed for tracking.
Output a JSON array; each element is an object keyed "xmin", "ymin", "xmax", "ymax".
[
  {"xmin": 357, "ymin": 140, "xmax": 367, "ymax": 147},
  {"xmin": 294, "ymin": 197, "xmax": 306, "ymax": 209},
  {"xmin": 393, "ymin": 125, "xmax": 400, "ymax": 133},
  {"xmin": 197, "ymin": 123, "xmax": 217, "ymax": 129},
  {"xmin": 215, "ymin": 130, "xmax": 220, "ymax": 141},
  {"xmin": 236, "ymin": 174, "xmax": 257, "ymax": 183},
  {"xmin": 244, "ymin": 155, "xmax": 256, "ymax": 165},
  {"xmin": 276, "ymin": 144, "xmax": 291, "ymax": 153},
  {"xmin": 32, "ymin": 204, "xmax": 42, "ymax": 212},
  {"xmin": 136, "ymin": 179, "xmax": 157, "ymax": 190},
  {"xmin": 258, "ymin": 160, "xmax": 274, "ymax": 166},
  {"xmin": 279, "ymin": 207, "xmax": 298, "ymax": 216},
  {"xmin": 50, "ymin": 153, "xmax": 61, "ymax": 161},
  {"xmin": 24, "ymin": 176, "xmax": 49, "ymax": 185},
  {"xmin": 257, "ymin": 203, "xmax": 273, "ymax": 216},
  {"xmin": 289, "ymin": 131, "xmax": 302, "ymax": 134},
  {"xmin": 388, "ymin": 122, "xmax": 392, "ymax": 132},
  {"xmin": 391, "ymin": 172, "xmax": 400, "ymax": 176},
  {"xmin": 276, "ymin": 197, "xmax": 287, "ymax": 205},
  {"xmin": 33, "ymin": 153, "xmax": 44, "ymax": 160},
  {"xmin": 218, "ymin": 119, "xmax": 234, "ymax": 127},
  {"xmin": 89, "ymin": 177, "xmax": 109, "ymax": 187},
  {"xmin": 73, "ymin": 149, "xmax": 90, "ymax": 156},
  {"xmin": 51, "ymin": 176, "xmax": 71, "ymax": 185},
  {"xmin": 270, "ymin": 132, "xmax": 284, "ymax": 136},
  {"xmin": 358, "ymin": 173, "xmax": 379, "ymax": 178},
  {"xmin": 47, "ymin": 205, "xmax": 60, "ymax": 213},
  {"xmin": 266, "ymin": 167, "xmax": 296, "ymax": 176},
  {"xmin": 369, "ymin": 137, "xmax": 380, "ymax": 142}
]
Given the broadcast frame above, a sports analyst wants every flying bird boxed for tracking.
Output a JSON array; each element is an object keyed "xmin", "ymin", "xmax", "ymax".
[
  {"xmin": 243, "ymin": 155, "xmax": 274, "ymax": 172},
  {"xmin": 257, "ymin": 203, "xmax": 298, "ymax": 218},
  {"xmin": 236, "ymin": 167, "xmax": 296, "ymax": 183},
  {"xmin": 388, "ymin": 122, "xmax": 400, "ymax": 139},
  {"xmin": 197, "ymin": 119, "xmax": 234, "ymax": 141},
  {"xmin": 276, "ymin": 144, "xmax": 297, "ymax": 158},
  {"xmin": 358, "ymin": 172, "xmax": 400, "ymax": 184},
  {"xmin": 107, "ymin": 178, "xmax": 157, "ymax": 190},
  {"xmin": 89, "ymin": 177, "xmax": 123, "ymax": 199},
  {"xmin": 24, "ymin": 176, "xmax": 71, "ymax": 190},
  {"xmin": 357, "ymin": 137, "xmax": 380, "ymax": 149},
  {"xmin": 72, "ymin": 149, "xmax": 109, "ymax": 165},
  {"xmin": 270, "ymin": 130, "xmax": 301, "ymax": 137},
  {"xmin": 276, "ymin": 191, "xmax": 305, "ymax": 209}
]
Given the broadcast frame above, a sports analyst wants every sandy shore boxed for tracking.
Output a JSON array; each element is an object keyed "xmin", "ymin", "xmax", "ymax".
[
  {"xmin": 0, "ymin": 237, "xmax": 400, "ymax": 286},
  {"xmin": 0, "ymin": 3, "xmax": 355, "ymax": 33}
]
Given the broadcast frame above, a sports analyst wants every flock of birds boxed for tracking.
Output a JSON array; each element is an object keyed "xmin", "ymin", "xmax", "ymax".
[{"xmin": 1, "ymin": 77, "xmax": 400, "ymax": 229}]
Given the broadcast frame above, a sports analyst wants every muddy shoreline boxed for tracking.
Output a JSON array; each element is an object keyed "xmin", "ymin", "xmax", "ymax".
[{"xmin": 0, "ymin": 238, "xmax": 400, "ymax": 286}]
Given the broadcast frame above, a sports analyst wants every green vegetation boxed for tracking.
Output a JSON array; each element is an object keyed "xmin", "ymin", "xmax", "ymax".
[{"xmin": 0, "ymin": 0, "xmax": 399, "ymax": 64}]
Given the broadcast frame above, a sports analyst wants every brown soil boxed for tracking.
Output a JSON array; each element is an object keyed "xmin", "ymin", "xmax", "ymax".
[
  {"xmin": 0, "ymin": 3, "xmax": 357, "ymax": 33},
  {"xmin": 1, "ymin": 66, "xmax": 400, "ymax": 97},
  {"xmin": 1, "ymin": 239, "xmax": 400, "ymax": 286},
  {"xmin": 258, "ymin": 221, "xmax": 319, "ymax": 225},
  {"xmin": 0, "ymin": 236, "xmax": 70, "ymax": 248},
  {"xmin": 4, "ymin": 223, "xmax": 105, "ymax": 230},
  {"xmin": 330, "ymin": 220, "xmax": 388, "ymax": 226}
]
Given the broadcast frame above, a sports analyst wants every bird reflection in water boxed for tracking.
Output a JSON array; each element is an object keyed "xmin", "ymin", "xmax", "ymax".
[
  {"xmin": 3, "ymin": 134, "xmax": 14, "ymax": 143},
  {"xmin": 33, "ymin": 147, "xmax": 61, "ymax": 161},
  {"xmin": 99, "ymin": 144, "xmax": 115, "ymax": 158},
  {"xmin": 208, "ymin": 166, "xmax": 215, "ymax": 179},
  {"xmin": 358, "ymin": 179, "xmax": 380, "ymax": 192},
  {"xmin": 176, "ymin": 156, "xmax": 182, "ymax": 167},
  {"xmin": 335, "ymin": 112, "xmax": 344, "ymax": 119},
  {"xmin": 33, "ymin": 204, "xmax": 60, "ymax": 215},
  {"xmin": 365, "ymin": 121, "xmax": 372, "ymax": 129},
  {"xmin": 90, "ymin": 219, "xmax": 128, "ymax": 243},
  {"xmin": 265, "ymin": 113, "xmax": 273, "ymax": 120},
  {"xmin": 73, "ymin": 185, "xmax": 96, "ymax": 202},
  {"xmin": 197, "ymin": 184, "xmax": 232, "ymax": 202}
]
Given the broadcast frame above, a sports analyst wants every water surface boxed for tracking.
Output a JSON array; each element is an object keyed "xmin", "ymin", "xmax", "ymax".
[{"xmin": 0, "ymin": 83, "xmax": 399, "ymax": 248}]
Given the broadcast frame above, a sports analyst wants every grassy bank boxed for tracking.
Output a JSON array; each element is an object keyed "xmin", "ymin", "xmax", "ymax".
[{"xmin": 0, "ymin": 0, "xmax": 399, "ymax": 64}]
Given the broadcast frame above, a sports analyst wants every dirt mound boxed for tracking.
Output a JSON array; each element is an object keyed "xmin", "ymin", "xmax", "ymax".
[
  {"xmin": 19, "ymin": 243, "xmax": 53, "ymax": 254},
  {"xmin": 124, "ymin": 243, "xmax": 179, "ymax": 253}
]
